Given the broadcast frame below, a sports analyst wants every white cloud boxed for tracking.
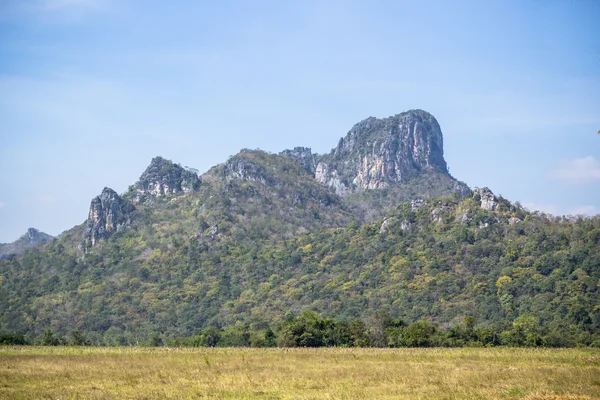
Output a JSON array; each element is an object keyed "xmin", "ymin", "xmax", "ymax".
[
  {"xmin": 0, "ymin": 202, "xmax": 5, "ymax": 209},
  {"xmin": 551, "ymin": 156, "xmax": 600, "ymax": 184}
]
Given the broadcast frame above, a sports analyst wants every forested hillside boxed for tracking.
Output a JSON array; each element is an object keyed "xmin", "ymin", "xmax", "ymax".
[
  {"xmin": 0, "ymin": 110, "xmax": 598, "ymax": 347},
  {"xmin": 1, "ymin": 184, "xmax": 598, "ymax": 346}
]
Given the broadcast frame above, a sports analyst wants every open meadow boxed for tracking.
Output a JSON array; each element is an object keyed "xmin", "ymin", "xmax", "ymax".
[{"xmin": 1, "ymin": 347, "xmax": 599, "ymax": 399}]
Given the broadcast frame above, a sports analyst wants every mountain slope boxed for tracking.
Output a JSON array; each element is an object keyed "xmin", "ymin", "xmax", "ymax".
[
  {"xmin": 1, "ymin": 189, "xmax": 598, "ymax": 344},
  {"xmin": 0, "ymin": 109, "xmax": 597, "ymax": 345},
  {"xmin": 0, "ymin": 228, "xmax": 53, "ymax": 259}
]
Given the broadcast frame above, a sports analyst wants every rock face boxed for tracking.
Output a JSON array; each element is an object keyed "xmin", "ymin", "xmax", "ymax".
[
  {"xmin": 83, "ymin": 187, "xmax": 134, "ymax": 247},
  {"xmin": 0, "ymin": 228, "xmax": 53, "ymax": 258},
  {"xmin": 279, "ymin": 147, "xmax": 317, "ymax": 174},
  {"xmin": 314, "ymin": 162, "xmax": 349, "ymax": 196},
  {"xmin": 474, "ymin": 187, "xmax": 499, "ymax": 211},
  {"xmin": 379, "ymin": 217, "xmax": 395, "ymax": 233},
  {"xmin": 411, "ymin": 199, "xmax": 427, "ymax": 212},
  {"xmin": 509, "ymin": 217, "xmax": 522, "ymax": 225},
  {"xmin": 224, "ymin": 155, "xmax": 277, "ymax": 186},
  {"xmin": 315, "ymin": 110, "xmax": 449, "ymax": 195},
  {"xmin": 136, "ymin": 156, "xmax": 201, "ymax": 198},
  {"xmin": 23, "ymin": 228, "xmax": 52, "ymax": 246}
]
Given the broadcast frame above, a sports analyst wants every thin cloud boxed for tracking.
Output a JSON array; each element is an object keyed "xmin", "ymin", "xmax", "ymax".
[
  {"xmin": 33, "ymin": 0, "xmax": 106, "ymax": 11},
  {"xmin": 551, "ymin": 156, "xmax": 600, "ymax": 184},
  {"xmin": 0, "ymin": 201, "xmax": 6, "ymax": 209}
]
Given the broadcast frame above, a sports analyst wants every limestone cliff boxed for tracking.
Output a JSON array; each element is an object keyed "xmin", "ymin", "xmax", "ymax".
[
  {"xmin": 473, "ymin": 187, "xmax": 499, "ymax": 211},
  {"xmin": 83, "ymin": 187, "xmax": 133, "ymax": 248},
  {"xmin": 315, "ymin": 110, "xmax": 455, "ymax": 195},
  {"xmin": 224, "ymin": 153, "xmax": 278, "ymax": 186},
  {"xmin": 279, "ymin": 147, "xmax": 317, "ymax": 174},
  {"xmin": 135, "ymin": 156, "xmax": 201, "ymax": 198}
]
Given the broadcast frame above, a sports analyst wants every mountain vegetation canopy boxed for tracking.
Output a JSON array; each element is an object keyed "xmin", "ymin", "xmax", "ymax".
[{"xmin": 0, "ymin": 110, "xmax": 598, "ymax": 347}]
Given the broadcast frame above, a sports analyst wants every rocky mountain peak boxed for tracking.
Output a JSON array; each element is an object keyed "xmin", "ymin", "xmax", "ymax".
[
  {"xmin": 135, "ymin": 156, "xmax": 201, "ymax": 198},
  {"xmin": 82, "ymin": 187, "xmax": 134, "ymax": 248},
  {"xmin": 24, "ymin": 228, "xmax": 52, "ymax": 245},
  {"xmin": 279, "ymin": 147, "xmax": 317, "ymax": 174},
  {"xmin": 0, "ymin": 228, "xmax": 53, "ymax": 259},
  {"xmin": 223, "ymin": 150, "xmax": 278, "ymax": 185},
  {"xmin": 315, "ymin": 109, "xmax": 450, "ymax": 195}
]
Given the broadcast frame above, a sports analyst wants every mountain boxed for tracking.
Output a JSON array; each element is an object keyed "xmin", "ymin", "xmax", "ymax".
[
  {"xmin": 315, "ymin": 109, "xmax": 451, "ymax": 194},
  {"xmin": 135, "ymin": 156, "xmax": 201, "ymax": 198},
  {"xmin": 0, "ymin": 109, "xmax": 598, "ymax": 346},
  {"xmin": 312, "ymin": 110, "xmax": 470, "ymax": 221},
  {"xmin": 82, "ymin": 188, "xmax": 134, "ymax": 250},
  {"xmin": 0, "ymin": 228, "xmax": 53, "ymax": 259}
]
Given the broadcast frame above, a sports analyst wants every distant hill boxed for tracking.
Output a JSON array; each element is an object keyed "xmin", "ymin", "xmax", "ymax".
[
  {"xmin": 0, "ymin": 228, "xmax": 53, "ymax": 259},
  {"xmin": 0, "ymin": 110, "xmax": 598, "ymax": 346}
]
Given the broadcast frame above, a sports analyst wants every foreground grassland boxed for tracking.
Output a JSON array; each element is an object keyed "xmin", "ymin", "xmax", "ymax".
[{"xmin": 1, "ymin": 347, "xmax": 599, "ymax": 399}]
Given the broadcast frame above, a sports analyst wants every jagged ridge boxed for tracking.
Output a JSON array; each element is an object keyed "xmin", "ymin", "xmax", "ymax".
[
  {"xmin": 82, "ymin": 188, "xmax": 134, "ymax": 249},
  {"xmin": 0, "ymin": 228, "xmax": 53, "ymax": 259},
  {"xmin": 135, "ymin": 156, "xmax": 201, "ymax": 198}
]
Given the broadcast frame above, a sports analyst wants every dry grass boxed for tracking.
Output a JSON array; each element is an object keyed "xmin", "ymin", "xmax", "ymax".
[{"xmin": 1, "ymin": 347, "xmax": 599, "ymax": 399}]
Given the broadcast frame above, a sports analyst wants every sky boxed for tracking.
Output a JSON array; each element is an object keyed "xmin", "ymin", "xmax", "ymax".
[{"xmin": 0, "ymin": 0, "xmax": 599, "ymax": 242}]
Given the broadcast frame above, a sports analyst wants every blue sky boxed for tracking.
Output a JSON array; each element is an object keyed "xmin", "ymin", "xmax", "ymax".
[{"xmin": 0, "ymin": 0, "xmax": 599, "ymax": 242}]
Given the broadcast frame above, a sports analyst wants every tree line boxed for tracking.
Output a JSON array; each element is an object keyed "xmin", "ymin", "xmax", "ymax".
[{"xmin": 2, "ymin": 311, "xmax": 598, "ymax": 348}]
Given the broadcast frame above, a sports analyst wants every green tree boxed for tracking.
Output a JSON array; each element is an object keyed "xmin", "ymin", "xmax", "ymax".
[
  {"xmin": 149, "ymin": 332, "xmax": 163, "ymax": 347},
  {"xmin": 500, "ymin": 315, "xmax": 544, "ymax": 347},
  {"xmin": 202, "ymin": 327, "xmax": 221, "ymax": 347},
  {"xmin": 41, "ymin": 329, "xmax": 61, "ymax": 346},
  {"xmin": 348, "ymin": 319, "xmax": 369, "ymax": 347},
  {"xmin": 400, "ymin": 321, "xmax": 437, "ymax": 347},
  {"xmin": 366, "ymin": 311, "xmax": 394, "ymax": 348},
  {"xmin": 71, "ymin": 329, "xmax": 90, "ymax": 346},
  {"xmin": 278, "ymin": 311, "xmax": 329, "ymax": 347},
  {"xmin": 0, "ymin": 333, "xmax": 28, "ymax": 345},
  {"xmin": 265, "ymin": 329, "xmax": 277, "ymax": 347}
]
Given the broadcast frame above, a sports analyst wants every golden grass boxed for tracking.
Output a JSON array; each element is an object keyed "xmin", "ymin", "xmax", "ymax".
[{"xmin": 0, "ymin": 347, "xmax": 599, "ymax": 399}]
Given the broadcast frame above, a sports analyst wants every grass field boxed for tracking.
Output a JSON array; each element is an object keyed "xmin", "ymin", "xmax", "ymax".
[{"xmin": 1, "ymin": 347, "xmax": 599, "ymax": 399}]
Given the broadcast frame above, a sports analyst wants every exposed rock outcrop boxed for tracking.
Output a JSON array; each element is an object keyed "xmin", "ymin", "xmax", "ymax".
[
  {"xmin": 316, "ymin": 110, "xmax": 452, "ymax": 194},
  {"xmin": 474, "ymin": 187, "xmax": 499, "ymax": 211},
  {"xmin": 135, "ymin": 156, "xmax": 200, "ymax": 198},
  {"xmin": 315, "ymin": 162, "xmax": 349, "ymax": 196},
  {"xmin": 279, "ymin": 147, "xmax": 317, "ymax": 174},
  {"xmin": 453, "ymin": 182, "xmax": 472, "ymax": 198},
  {"xmin": 83, "ymin": 187, "xmax": 133, "ymax": 248},
  {"xmin": 509, "ymin": 217, "xmax": 522, "ymax": 225},
  {"xmin": 224, "ymin": 156, "xmax": 277, "ymax": 186},
  {"xmin": 411, "ymin": 199, "xmax": 427, "ymax": 212},
  {"xmin": 431, "ymin": 208, "xmax": 444, "ymax": 223},
  {"xmin": 379, "ymin": 217, "xmax": 395, "ymax": 233},
  {"xmin": 0, "ymin": 228, "xmax": 53, "ymax": 258},
  {"xmin": 457, "ymin": 212, "xmax": 472, "ymax": 224}
]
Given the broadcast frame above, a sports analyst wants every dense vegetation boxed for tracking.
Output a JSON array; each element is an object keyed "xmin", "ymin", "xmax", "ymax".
[{"xmin": 0, "ymin": 149, "xmax": 598, "ymax": 347}]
